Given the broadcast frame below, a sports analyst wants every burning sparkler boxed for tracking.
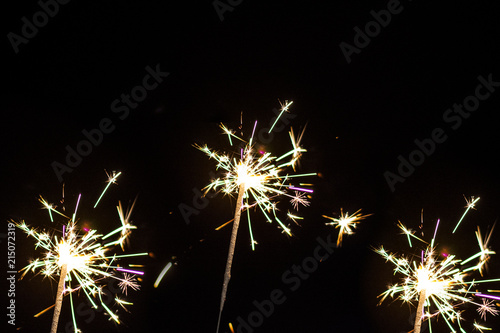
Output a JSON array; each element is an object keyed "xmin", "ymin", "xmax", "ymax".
[
  {"xmin": 196, "ymin": 101, "xmax": 316, "ymax": 332},
  {"xmin": 323, "ymin": 209, "xmax": 371, "ymax": 247},
  {"xmin": 376, "ymin": 198, "xmax": 500, "ymax": 333},
  {"xmin": 15, "ymin": 173, "xmax": 147, "ymax": 333}
]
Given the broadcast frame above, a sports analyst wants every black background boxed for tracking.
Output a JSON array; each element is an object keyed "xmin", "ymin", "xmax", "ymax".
[{"xmin": 3, "ymin": 1, "xmax": 500, "ymax": 332}]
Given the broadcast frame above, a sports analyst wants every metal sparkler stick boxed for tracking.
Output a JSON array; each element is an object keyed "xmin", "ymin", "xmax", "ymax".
[
  {"xmin": 216, "ymin": 183, "xmax": 245, "ymax": 333},
  {"xmin": 50, "ymin": 263, "xmax": 68, "ymax": 333}
]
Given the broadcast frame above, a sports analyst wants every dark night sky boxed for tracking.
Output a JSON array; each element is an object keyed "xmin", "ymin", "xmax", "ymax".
[{"xmin": 3, "ymin": 1, "xmax": 500, "ymax": 332}]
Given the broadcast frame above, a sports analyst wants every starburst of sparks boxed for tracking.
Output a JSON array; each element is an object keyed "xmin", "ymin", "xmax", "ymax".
[
  {"xmin": 196, "ymin": 102, "xmax": 315, "ymax": 250},
  {"xmin": 477, "ymin": 298, "xmax": 499, "ymax": 321},
  {"xmin": 290, "ymin": 191, "xmax": 310, "ymax": 210},
  {"xmin": 323, "ymin": 209, "xmax": 371, "ymax": 247},
  {"xmin": 118, "ymin": 273, "xmax": 141, "ymax": 296},
  {"xmin": 15, "ymin": 174, "xmax": 147, "ymax": 331},
  {"xmin": 376, "ymin": 199, "xmax": 500, "ymax": 333}
]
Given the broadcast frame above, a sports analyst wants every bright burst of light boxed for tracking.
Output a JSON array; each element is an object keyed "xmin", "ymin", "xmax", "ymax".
[
  {"xmin": 323, "ymin": 209, "xmax": 371, "ymax": 247},
  {"xmin": 376, "ymin": 200, "xmax": 500, "ymax": 333},
  {"xmin": 196, "ymin": 103, "xmax": 315, "ymax": 249},
  {"xmin": 15, "ymin": 175, "xmax": 147, "ymax": 332}
]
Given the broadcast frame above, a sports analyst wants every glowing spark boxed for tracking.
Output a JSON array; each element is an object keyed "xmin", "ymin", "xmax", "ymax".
[
  {"xmin": 94, "ymin": 170, "xmax": 122, "ymax": 208},
  {"xmin": 220, "ymin": 123, "xmax": 242, "ymax": 146},
  {"xmin": 215, "ymin": 219, "xmax": 234, "ymax": 230},
  {"xmin": 268, "ymin": 100, "xmax": 293, "ymax": 133},
  {"xmin": 453, "ymin": 196, "xmax": 480, "ymax": 233},
  {"xmin": 323, "ymin": 209, "xmax": 371, "ymax": 247},
  {"xmin": 462, "ymin": 224, "xmax": 496, "ymax": 276},
  {"xmin": 39, "ymin": 196, "xmax": 68, "ymax": 221},
  {"xmin": 115, "ymin": 297, "xmax": 134, "ymax": 312},
  {"xmin": 116, "ymin": 267, "xmax": 144, "ymax": 275},
  {"xmin": 290, "ymin": 191, "xmax": 310, "ymax": 210},
  {"xmin": 102, "ymin": 199, "xmax": 138, "ymax": 250},
  {"xmin": 287, "ymin": 211, "xmax": 304, "ymax": 224},
  {"xmin": 477, "ymin": 294, "xmax": 500, "ymax": 301},
  {"xmin": 477, "ymin": 298, "xmax": 499, "ymax": 320},
  {"xmin": 397, "ymin": 220, "xmax": 426, "ymax": 248},
  {"xmin": 154, "ymin": 262, "xmax": 173, "ymax": 288},
  {"xmin": 377, "ymin": 204, "xmax": 500, "ymax": 333},
  {"xmin": 474, "ymin": 321, "xmax": 492, "ymax": 332},
  {"xmin": 276, "ymin": 126, "xmax": 307, "ymax": 170},
  {"xmin": 34, "ymin": 304, "xmax": 55, "ymax": 318},
  {"xmin": 118, "ymin": 273, "xmax": 140, "ymax": 295}
]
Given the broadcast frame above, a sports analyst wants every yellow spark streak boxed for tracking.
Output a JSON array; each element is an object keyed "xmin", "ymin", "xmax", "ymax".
[
  {"xmin": 215, "ymin": 218, "xmax": 234, "ymax": 230},
  {"xmin": 154, "ymin": 262, "xmax": 173, "ymax": 288},
  {"xmin": 397, "ymin": 221, "xmax": 426, "ymax": 248},
  {"xmin": 39, "ymin": 196, "xmax": 69, "ymax": 221},
  {"xmin": 34, "ymin": 304, "xmax": 55, "ymax": 317},
  {"xmin": 220, "ymin": 123, "xmax": 244, "ymax": 146},
  {"xmin": 474, "ymin": 322, "xmax": 492, "ymax": 332}
]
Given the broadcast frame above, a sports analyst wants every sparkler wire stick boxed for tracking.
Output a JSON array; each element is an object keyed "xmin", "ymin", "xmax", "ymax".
[
  {"xmin": 414, "ymin": 289, "xmax": 426, "ymax": 333},
  {"xmin": 50, "ymin": 263, "xmax": 68, "ymax": 333},
  {"xmin": 216, "ymin": 184, "xmax": 245, "ymax": 333}
]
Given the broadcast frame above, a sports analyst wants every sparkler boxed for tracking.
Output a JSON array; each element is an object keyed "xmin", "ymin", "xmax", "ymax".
[
  {"xmin": 15, "ymin": 174, "xmax": 147, "ymax": 333},
  {"xmin": 323, "ymin": 209, "xmax": 371, "ymax": 247},
  {"xmin": 376, "ymin": 199, "xmax": 500, "ymax": 333},
  {"xmin": 196, "ymin": 102, "xmax": 315, "ymax": 332}
]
